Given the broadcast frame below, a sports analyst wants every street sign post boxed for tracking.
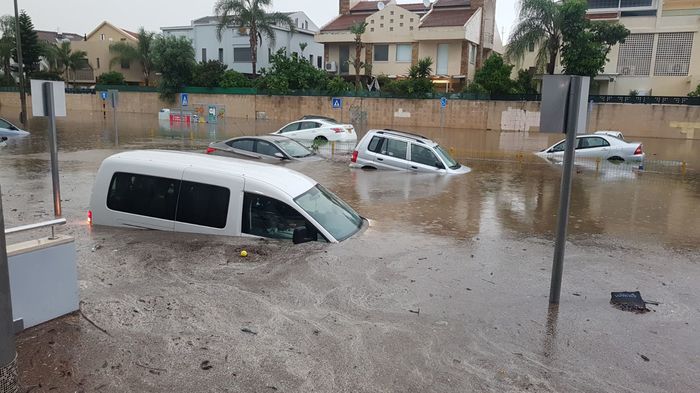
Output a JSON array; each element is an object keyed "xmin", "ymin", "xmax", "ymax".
[
  {"xmin": 181, "ymin": 93, "xmax": 189, "ymax": 107},
  {"xmin": 331, "ymin": 97, "xmax": 342, "ymax": 109},
  {"xmin": 440, "ymin": 97, "xmax": 448, "ymax": 108},
  {"xmin": 540, "ymin": 75, "xmax": 590, "ymax": 305},
  {"xmin": 100, "ymin": 91, "xmax": 108, "ymax": 119},
  {"xmin": 108, "ymin": 90, "xmax": 119, "ymax": 145}
]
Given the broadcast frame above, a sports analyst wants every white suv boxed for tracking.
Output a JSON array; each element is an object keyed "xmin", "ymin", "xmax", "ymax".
[{"xmin": 350, "ymin": 130, "xmax": 471, "ymax": 174}]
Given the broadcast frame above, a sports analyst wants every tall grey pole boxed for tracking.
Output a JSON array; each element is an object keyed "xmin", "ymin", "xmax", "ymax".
[
  {"xmin": 548, "ymin": 76, "xmax": 584, "ymax": 305},
  {"xmin": 13, "ymin": 0, "xmax": 27, "ymax": 125},
  {"xmin": 0, "ymin": 186, "xmax": 19, "ymax": 392},
  {"xmin": 113, "ymin": 101, "xmax": 118, "ymax": 146},
  {"xmin": 43, "ymin": 82, "xmax": 62, "ymax": 218}
]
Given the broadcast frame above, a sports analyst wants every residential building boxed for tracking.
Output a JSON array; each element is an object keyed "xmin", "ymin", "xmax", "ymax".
[
  {"xmin": 513, "ymin": 0, "xmax": 700, "ymax": 96},
  {"xmin": 316, "ymin": 0, "xmax": 503, "ymax": 91},
  {"xmin": 161, "ymin": 12, "xmax": 324, "ymax": 75},
  {"xmin": 70, "ymin": 21, "xmax": 146, "ymax": 85},
  {"xmin": 36, "ymin": 30, "xmax": 83, "ymax": 45}
]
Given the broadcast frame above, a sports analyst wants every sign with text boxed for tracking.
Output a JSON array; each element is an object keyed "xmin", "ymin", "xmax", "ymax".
[{"xmin": 30, "ymin": 80, "xmax": 66, "ymax": 117}]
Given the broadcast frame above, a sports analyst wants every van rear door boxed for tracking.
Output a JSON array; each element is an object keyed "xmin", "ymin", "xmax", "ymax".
[{"xmin": 173, "ymin": 168, "xmax": 244, "ymax": 236}]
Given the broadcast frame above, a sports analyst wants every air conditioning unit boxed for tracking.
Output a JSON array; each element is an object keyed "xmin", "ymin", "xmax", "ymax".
[{"xmin": 325, "ymin": 61, "xmax": 337, "ymax": 73}]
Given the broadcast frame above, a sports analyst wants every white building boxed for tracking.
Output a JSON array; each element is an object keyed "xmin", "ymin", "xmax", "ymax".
[{"xmin": 161, "ymin": 12, "xmax": 324, "ymax": 75}]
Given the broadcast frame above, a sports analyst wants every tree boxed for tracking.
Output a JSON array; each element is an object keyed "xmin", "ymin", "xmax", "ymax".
[
  {"xmin": 96, "ymin": 71, "xmax": 125, "ymax": 85},
  {"xmin": 559, "ymin": 0, "xmax": 629, "ymax": 78},
  {"xmin": 464, "ymin": 54, "xmax": 517, "ymax": 95},
  {"xmin": 53, "ymin": 41, "xmax": 87, "ymax": 84},
  {"xmin": 214, "ymin": 0, "xmax": 295, "ymax": 75},
  {"xmin": 40, "ymin": 41, "xmax": 60, "ymax": 72},
  {"xmin": 256, "ymin": 49, "xmax": 329, "ymax": 94},
  {"xmin": 220, "ymin": 69, "xmax": 253, "ymax": 88},
  {"xmin": 299, "ymin": 42, "xmax": 307, "ymax": 56},
  {"xmin": 384, "ymin": 57, "xmax": 435, "ymax": 97},
  {"xmin": 349, "ymin": 21, "xmax": 368, "ymax": 91},
  {"xmin": 192, "ymin": 60, "xmax": 228, "ymax": 88},
  {"xmin": 506, "ymin": 0, "xmax": 562, "ymax": 75},
  {"xmin": 13, "ymin": 11, "xmax": 40, "ymax": 75},
  {"xmin": 408, "ymin": 57, "xmax": 433, "ymax": 79},
  {"xmin": 152, "ymin": 35, "xmax": 195, "ymax": 102},
  {"xmin": 689, "ymin": 84, "xmax": 700, "ymax": 97},
  {"xmin": 109, "ymin": 27, "xmax": 156, "ymax": 86},
  {"xmin": 0, "ymin": 15, "xmax": 14, "ymax": 85},
  {"xmin": 514, "ymin": 69, "xmax": 537, "ymax": 94}
]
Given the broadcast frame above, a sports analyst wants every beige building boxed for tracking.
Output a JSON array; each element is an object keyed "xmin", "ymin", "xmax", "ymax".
[
  {"xmin": 316, "ymin": 0, "xmax": 502, "ymax": 91},
  {"xmin": 70, "ymin": 21, "xmax": 145, "ymax": 85},
  {"xmin": 513, "ymin": 0, "xmax": 700, "ymax": 96}
]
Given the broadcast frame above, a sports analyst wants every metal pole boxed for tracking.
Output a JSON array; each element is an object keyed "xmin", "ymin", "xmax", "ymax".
[
  {"xmin": 43, "ymin": 82, "xmax": 62, "ymax": 218},
  {"xmin": 548, "ymin": 76, "xmax": 583, "ymax": 305},
  {"xmin": 0, "ymin": 185, "xmax": 20, "ymax": 392},
  {"xmin": 112, "ymin": 96, "xmax": 118, "ymax": 146},
  {"xmin": 13, "ymin": 0, "xmax": 27, "ymax": 126}
]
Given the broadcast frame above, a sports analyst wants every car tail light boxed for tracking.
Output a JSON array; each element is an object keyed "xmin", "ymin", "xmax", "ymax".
[
  {"xmin": 332, "ymin": 127, "xmax": 344, "ymax": 133},
  {"xmin": 206, "ymin": 147, "xmax": 215, "ymax": 154},
  {"xmin": 351, "ymin": 150, "xmax": 358, "ymax": 163},
  {"xmin": 346, "ymin": 126, "xmax": 354, "ymax": 133},
  {"xmin": 634, "ymin": 144, "xmax": 643, "ymax": 155},
  {"xmin": 87, "ymin": 210, "xmax": 93, "ymax": 225}
]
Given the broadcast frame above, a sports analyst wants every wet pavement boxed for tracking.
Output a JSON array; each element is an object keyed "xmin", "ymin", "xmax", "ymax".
[{"xmin": 0, "ymin": 112, "xmax": 699, "ymax": 392}]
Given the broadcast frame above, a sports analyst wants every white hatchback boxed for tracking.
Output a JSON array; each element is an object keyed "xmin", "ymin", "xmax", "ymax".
[
  {"xmin": 536, "ymin": 134, "xmax": 644, "ymax": 162},
  {"xmin": 271, "ymin": 116, "xmax": 357, "ymax": 145}
]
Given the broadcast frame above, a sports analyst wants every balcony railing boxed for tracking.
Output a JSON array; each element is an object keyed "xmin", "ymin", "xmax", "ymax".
[
  {"xmin": 588, "ymin": 0, "xmax": 655, "ymax": 10},
  {"xmin": 71, "ymin": 69, "xmax": 95, "ymax": 82}
]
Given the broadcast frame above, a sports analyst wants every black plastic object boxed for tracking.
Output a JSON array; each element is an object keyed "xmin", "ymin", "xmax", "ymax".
[{"xmin": 610, "ymin": 291, "xmax": 650, "ymax": 313}]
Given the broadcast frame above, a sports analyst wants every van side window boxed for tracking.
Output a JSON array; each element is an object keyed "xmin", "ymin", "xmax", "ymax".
[
  {"xmin": 410, "ymin": 144, "xmax": 439, "ymax": 167},
  {"xmin": 107, "ymin": 172, "xmax": 180, "ymax": 220},
  {"xmin": 242, "ymin": 193, "xmax": 315, "ymax": 240},
  {"xmin": 176, "ymin": 181, "xmax": 230, "ymax": 229},
  {"xmin": 380, "ymin": 138, "xmax": 408, "ymax": 159},
  {"xmin": 367, "ymin": 136, "xmax": 385, "ymax": 153}
]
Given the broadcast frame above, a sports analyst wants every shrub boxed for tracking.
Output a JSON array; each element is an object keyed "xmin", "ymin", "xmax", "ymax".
[
  {"xmin": 96, "ymin": 71, "xmax": 125, "ymax": 85},
  {"xmin": 325, "ymin": 76, "xmax": 352, "ymax": 96},
  {"xmin": 256, "ymin": 50, "xmax": 329, "ymax": 94},
  {"xmin": 192, "ymin": 60, "xmax": 227, "ymax": 88},
  {"xmin": 220, "ymin": 70, "xmax": 253, "ymax": 88},
  {"xmin": 688, "ymin": 84, "xmax": 700, "ymax": 97}
]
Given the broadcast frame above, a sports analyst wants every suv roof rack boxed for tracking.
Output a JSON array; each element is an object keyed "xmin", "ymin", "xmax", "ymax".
[{"xmin": 377, "ymin": 129, "xmax": 429, "ymax": 141}]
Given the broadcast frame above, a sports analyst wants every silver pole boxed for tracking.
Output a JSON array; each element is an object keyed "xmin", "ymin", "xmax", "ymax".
[
  {"xmin": 43, "ymin": 82, "xmax": 62, "ymax": 218},
  {"xmin": 0, "ymin": 185, "xmax": 19, "ymax": 391},
  {"xmin": 548, "ymin": 76, "xmax": 583, "ymax": 305},
  {"xmin": 113, "ymin": 101, "xmax": 118, "ymax": 146},
  {"xmin": 13, "ymin": 0, "xmax": 27, "ymax": 125}
]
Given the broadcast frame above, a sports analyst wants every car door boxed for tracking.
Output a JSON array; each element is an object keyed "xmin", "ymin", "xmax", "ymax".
[
  {"xmin": 545, "ymin": 140, "xmax": 567, "ymax": 160},
  {"xmin": 225, "ymin": 138, "xmax": 259, "ymax": 159},
  {"xmin": 277, "ymin": 122, "xmax": 302, "ymax": 138},
  {"xmin": 576, "ymin": 136, "xmax": 611, "ymax": 159},
  {"xmin": 297, "ymin": 121, "xmax": 322, "ymax": 141},
  {"xmin": 408, "ymin": 143, "xmax": 445, "ymax": 173},
  {"xmin": 376, "ymin": 137, "xmax": 410, "ymax": 170},
  {"xmin": 254, "ymin": 140, "xmax": 286, "ymax": 162}
]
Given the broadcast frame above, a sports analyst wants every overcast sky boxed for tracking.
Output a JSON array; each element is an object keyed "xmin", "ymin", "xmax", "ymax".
[{"xmin": 0, "ymin": 0, "xmax": 518, "ymax": 42}]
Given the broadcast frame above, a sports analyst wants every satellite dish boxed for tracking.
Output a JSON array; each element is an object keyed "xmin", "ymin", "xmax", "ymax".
[
  {"xmin": 377, "ymin": 1, "xmax": 386, "ymax": 10},
  {"xmin": 423, "ymin": 0, "xmax": 431, "ymax": 7}
]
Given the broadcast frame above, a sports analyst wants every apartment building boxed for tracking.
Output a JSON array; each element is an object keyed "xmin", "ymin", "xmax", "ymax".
[
  {"xmin": 161, "ymin": 11, "xmax": 324, "ymax": 75},
  {"xmin": 316, "ymin": 0, "xmax": 502, "ymax": 91},
  {"xmin": 514, "ymin": 0, "xmax": 700, "ymax": 96}
]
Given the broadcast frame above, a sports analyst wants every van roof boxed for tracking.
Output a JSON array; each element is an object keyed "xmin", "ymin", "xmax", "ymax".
[{"xmin": 105, "ymin": 150, "xmax": 318, "ymax": 197}]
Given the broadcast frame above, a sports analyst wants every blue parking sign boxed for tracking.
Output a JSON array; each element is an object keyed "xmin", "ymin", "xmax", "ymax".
[
  {"xmin": 440, "ymin": 97, "xmax": 448, "ymax": 108},
  {"xmin": 332, "ymin": 97, "xmax": 342, "ymax": 109},
  {"xmin": 100, "ymin": 91, "xmax": 108, "ymax": 100},
  {"xmin": 181, "ymin": 93, "xmax": 189, "ymax": 107}
]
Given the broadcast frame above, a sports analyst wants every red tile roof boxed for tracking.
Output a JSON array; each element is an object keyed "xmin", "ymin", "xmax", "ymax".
[
  {"xmin": 321, "ymin": 14, "xmax": 369, "ymax": 31},
  {"xmin": 420, "ymin": 8, "xmax": 476, "ymax": 27},
  {"xmin": 399, "ymin": 3, "xmax": 431, "ymax": 12},
  {"xmin": 433, "ymin": 0, "xmax": 470, "ymax": 7},
  {"xmin": 350, "ymin": 1, "xmax": 430, "ymax": 13}
]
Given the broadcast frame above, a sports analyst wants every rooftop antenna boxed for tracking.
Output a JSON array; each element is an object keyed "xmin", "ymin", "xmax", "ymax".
[
  {"xmin": 377, "ymin": 1, "xmax": 386, "ymax": 10},
  {"xmin": 423, "ymin": 0, "xmax": 431, "ymax": 8}
]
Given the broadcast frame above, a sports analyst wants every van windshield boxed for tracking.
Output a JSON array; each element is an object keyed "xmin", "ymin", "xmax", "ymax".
[
  {"xmin": 435, "ymin": 145, "xmax": 460, "ymax": 169},
  {"xmin": 294, "ymin": 185, "xmax": 363, "ymax": 241}
]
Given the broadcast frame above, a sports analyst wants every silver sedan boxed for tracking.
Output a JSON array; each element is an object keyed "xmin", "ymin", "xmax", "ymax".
[{"xmin": 206, "ymin": 135, "xmax": 322, "ymax": 163}]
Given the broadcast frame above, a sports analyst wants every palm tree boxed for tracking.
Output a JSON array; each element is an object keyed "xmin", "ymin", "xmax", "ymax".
[
  {"xmin": 53, "ymin": 41, "xmax": 87, "ymax": 84},
  {"xmin": 409, "ymin": 57, "xmax": 433, "ymax": 79},
  {"xmin": 299, "ymin": 42, "xmax": 307, "ymax": 56},
  {"xmin": 505, "ymin": 0, "xmax": 562, "ymax": 75},
  {"xmin": 349, "ymin": 21, "xmax": 368, "ymax": 91},
  {"xmin": 40, "ymin": 42, "xmax": 60, "ymax": 72},
  {"xmin": 214, "ymin": 0, "xmax": 295, "ymax": 75},
  {"xmin": 109, "ymin": 27, "xmax": 156, "ymax": 86}
]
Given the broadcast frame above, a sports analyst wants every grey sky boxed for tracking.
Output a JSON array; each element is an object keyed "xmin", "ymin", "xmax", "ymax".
[{"xmin": 0, "ymin": 0, "xmax": 518, "ymax": 42}]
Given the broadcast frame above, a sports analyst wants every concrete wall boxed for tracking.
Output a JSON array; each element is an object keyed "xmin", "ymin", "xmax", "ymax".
[{"xmin": 0, "ymin": 91, "xmax": 698, "ymax": 139}]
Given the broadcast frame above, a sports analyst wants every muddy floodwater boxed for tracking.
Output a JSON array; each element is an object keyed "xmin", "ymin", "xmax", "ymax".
[{"xmin": 0, "ymin": 112, "xmax": 699, "ymax": 392}]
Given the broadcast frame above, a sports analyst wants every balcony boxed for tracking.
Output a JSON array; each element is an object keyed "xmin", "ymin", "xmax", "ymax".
[
  {"xmin": 70, "ymin": 68, "xmax": 95, "ymax": 83},
  {"xmin": 587, "ymin": 0, "xmax": 657, "ymax": 12}
]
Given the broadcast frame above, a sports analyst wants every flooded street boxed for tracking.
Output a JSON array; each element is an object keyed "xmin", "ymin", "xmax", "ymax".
[{"xmin": 1, "ymin": 112, "xmax": 699, "ymax": 392}]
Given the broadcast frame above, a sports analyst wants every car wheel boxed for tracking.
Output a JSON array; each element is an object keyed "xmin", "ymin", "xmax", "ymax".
[
  {"xmin": 314, "ymin": 136, "xmax": 328, "ymax": 144},
  {"xmin": 608, "ymin": 156, "xmax": 625, "ymax": 162},
  {"xmin": 361, "ymin": 166, "xmax": 377, "ymax": 170}
]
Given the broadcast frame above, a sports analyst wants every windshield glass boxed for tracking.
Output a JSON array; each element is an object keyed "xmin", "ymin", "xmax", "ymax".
[
  {"xmin": 434, "ymin": 145, "xmax": 460, "ymax": 169},
  {"xmin": 276, "ymin": 139, "xmax": 313, "ymax": 158},
  {"xmin": 294, "ymin": 185, "xmax": 363, "ymax": 241}
]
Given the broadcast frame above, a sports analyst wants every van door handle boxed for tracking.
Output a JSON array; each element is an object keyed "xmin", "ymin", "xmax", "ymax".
[
  {"xmin": 377, "ymin": 157, "xmax": 384, "ymax": 161},
  {"xmin": 410, "ymin": 166, "xmax": 418, "ymax": 169}
]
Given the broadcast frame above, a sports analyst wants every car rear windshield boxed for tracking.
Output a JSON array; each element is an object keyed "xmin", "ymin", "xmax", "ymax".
[
  {"xmin": 294, "ymin": 185, "xmax": 363, "ymax": 241},
  {"xmin": 276, "ymin": 139, "xmax": 313, "ymax": 158},
  {"xmin": 435, "ymin": 145, "xmax": 460, "ymax": 169}
]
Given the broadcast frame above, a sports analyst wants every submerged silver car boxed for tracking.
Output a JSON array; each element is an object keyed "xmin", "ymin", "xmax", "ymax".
[
  {"xmin": 350, "ymin": 129, "xmax": 471, "ymax": 174},
  {"xmin": 206, "ymin": 135, "xmax": 321, "ymax": 163}
]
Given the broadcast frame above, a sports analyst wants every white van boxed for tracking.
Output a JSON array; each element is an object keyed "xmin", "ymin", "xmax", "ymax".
[{"xmin": 89, "ymin": 150, "xmax": 365, "ymax": 243}]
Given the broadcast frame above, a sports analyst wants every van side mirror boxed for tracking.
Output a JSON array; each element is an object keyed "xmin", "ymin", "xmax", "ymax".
[{"xmin": 293, "ymin": 225, "xmax": 318, "ymax": 244}]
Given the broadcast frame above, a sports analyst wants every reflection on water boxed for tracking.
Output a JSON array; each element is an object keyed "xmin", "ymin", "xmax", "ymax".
[{"xmin": 1, "ymin": 111, "xmax": 698, "ymax": 249}]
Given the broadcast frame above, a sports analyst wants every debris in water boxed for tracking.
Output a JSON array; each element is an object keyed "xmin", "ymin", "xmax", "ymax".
[
  {"xmin": 610, "ymin": 291, "xmax": 650, "ymax": 313},
  {"xmin": 639, "ymin": 354, "xmax": 650, "ymax": 362},
  {"xmin": 200, "ymin": 360, "xmax": 213, "ymax": 370},
  {"xmin": 408, "ymin": 308, "xmax": 420, "ymax": 315},
  {"xmin": 91, "ymin": 244, "xmax": 102, "ymax": 252},
  {"xmin": 241, "ymin": 327, "xmax": 258, "ymax": 335}
]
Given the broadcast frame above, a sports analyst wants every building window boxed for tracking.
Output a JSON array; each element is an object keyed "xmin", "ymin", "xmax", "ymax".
[
  {"xmin": 318, "ymin": 56, "xmax": 323, "ymax": 68},
  {"xmin": 410, "ymin": 26, "xmax": 414, "ymax": 31},
  {"xmin": 396, "ymin": 44, "xmax": 412, "ymax": 62},
  {"xmin": 309, "ymin": 54, "xmax": 314, "ymax": 64},
  {"xmin": 400, "ymin": 23, "xmax": 404, "ymax": 27},
  {"xmin": 268, "ymin": 47, "xmax": 272, "ymax": 62},
  {"xmin": 400, "ymin": 14, "xmax": 404, "ymax": 19},
  {"xmin": 380, "ymin": 15, "xmax": 384, "ymax": 20},
  {"xmin": 371, "ymin": 28, "xmax": 375, "ymax": 32},
  {"xmin": 374, "ymin": 44, "xmax": 389, "ymax": 62},
  {"xmin": 202, "ymin": 48, "xmax": 207, "ymax": 62},
  {"xmin": 390, "ymin": 27, "xmax": 394, "ymax": 32},
  {"xmin": 219, "ymin": 48, "xmax": 224, "ymax": 62},
  {"xmin": 390, "ymin": 11, "xmax": 394, "ymax": 15},
  {"xmin": 616, "ymin": 33, "xmax": 653, "ymax": 76},
  {"xmin": 469, "ymin": 44, "xmax": 476, "ymax": 64},
  {"xmin": 380, "ymin": 23, "xmax": 384, "ymax": 28},
  {"xmin": 96, "ymin": 57, "xmax": 100, "ymax": 69},
  {"xmin": 528, "ymin": 42, "xmax": 535, "ymax": 52},
  {"xmin": 295, "ymin": 18, "xmax": 299, "ymax": 27},
  {"xmin": 588, "ymin": 0, "xmax": 653, "ymax": 8},
  {"xmin": 654, "ymin": 32, "xmax": 693, "ymax": 76},
  {"xmin": 121, "ymin": 59, "xmax": 130, "ymax": 69},
  {"xmin": 234, "ymin": 46, "xmax": 252, "ymax": 62}
]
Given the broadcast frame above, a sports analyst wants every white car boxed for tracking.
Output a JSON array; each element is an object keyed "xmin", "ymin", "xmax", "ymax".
[
  {"xmin": 594, "ymin": 130, "xmax": 625, "ymax": 140},
  {"xmin": 271, "ymin": 116, "xmax": 356, "ymax": 145},
  {"xmin": 536, "ymin": 134, "xmax": 644, "ymax": 162},
  {"xmin": 0, "ymin": 117, "xmax": 29, "ymax": 138}
]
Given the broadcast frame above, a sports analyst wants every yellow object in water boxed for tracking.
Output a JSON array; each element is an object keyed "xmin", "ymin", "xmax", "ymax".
[{"xmin": 240, "ymin": 250, "xmax": 248, "ymax": 257}]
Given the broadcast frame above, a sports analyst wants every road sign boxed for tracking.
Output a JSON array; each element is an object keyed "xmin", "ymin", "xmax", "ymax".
[
  {"xmin": 331, "ymin": 97, "xmax": 342, "ymax": 109},
  {"xmin": 440, "ymin": 97, "xmax": 448, "ymax": 108},
  {"xmin": 30, "ymin": 80, "xmax": 66, "ymax": 117},
  {"xmin": 100, "ymin": 91, "xmax": 108, "ymax": 101},
  {"xmin": 181, "ymin": 93, "xmax": 189, "ymax": 107},
  {"xmin": 108, "ymin": 90, "xmax": 119, "ymax": 109}
]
